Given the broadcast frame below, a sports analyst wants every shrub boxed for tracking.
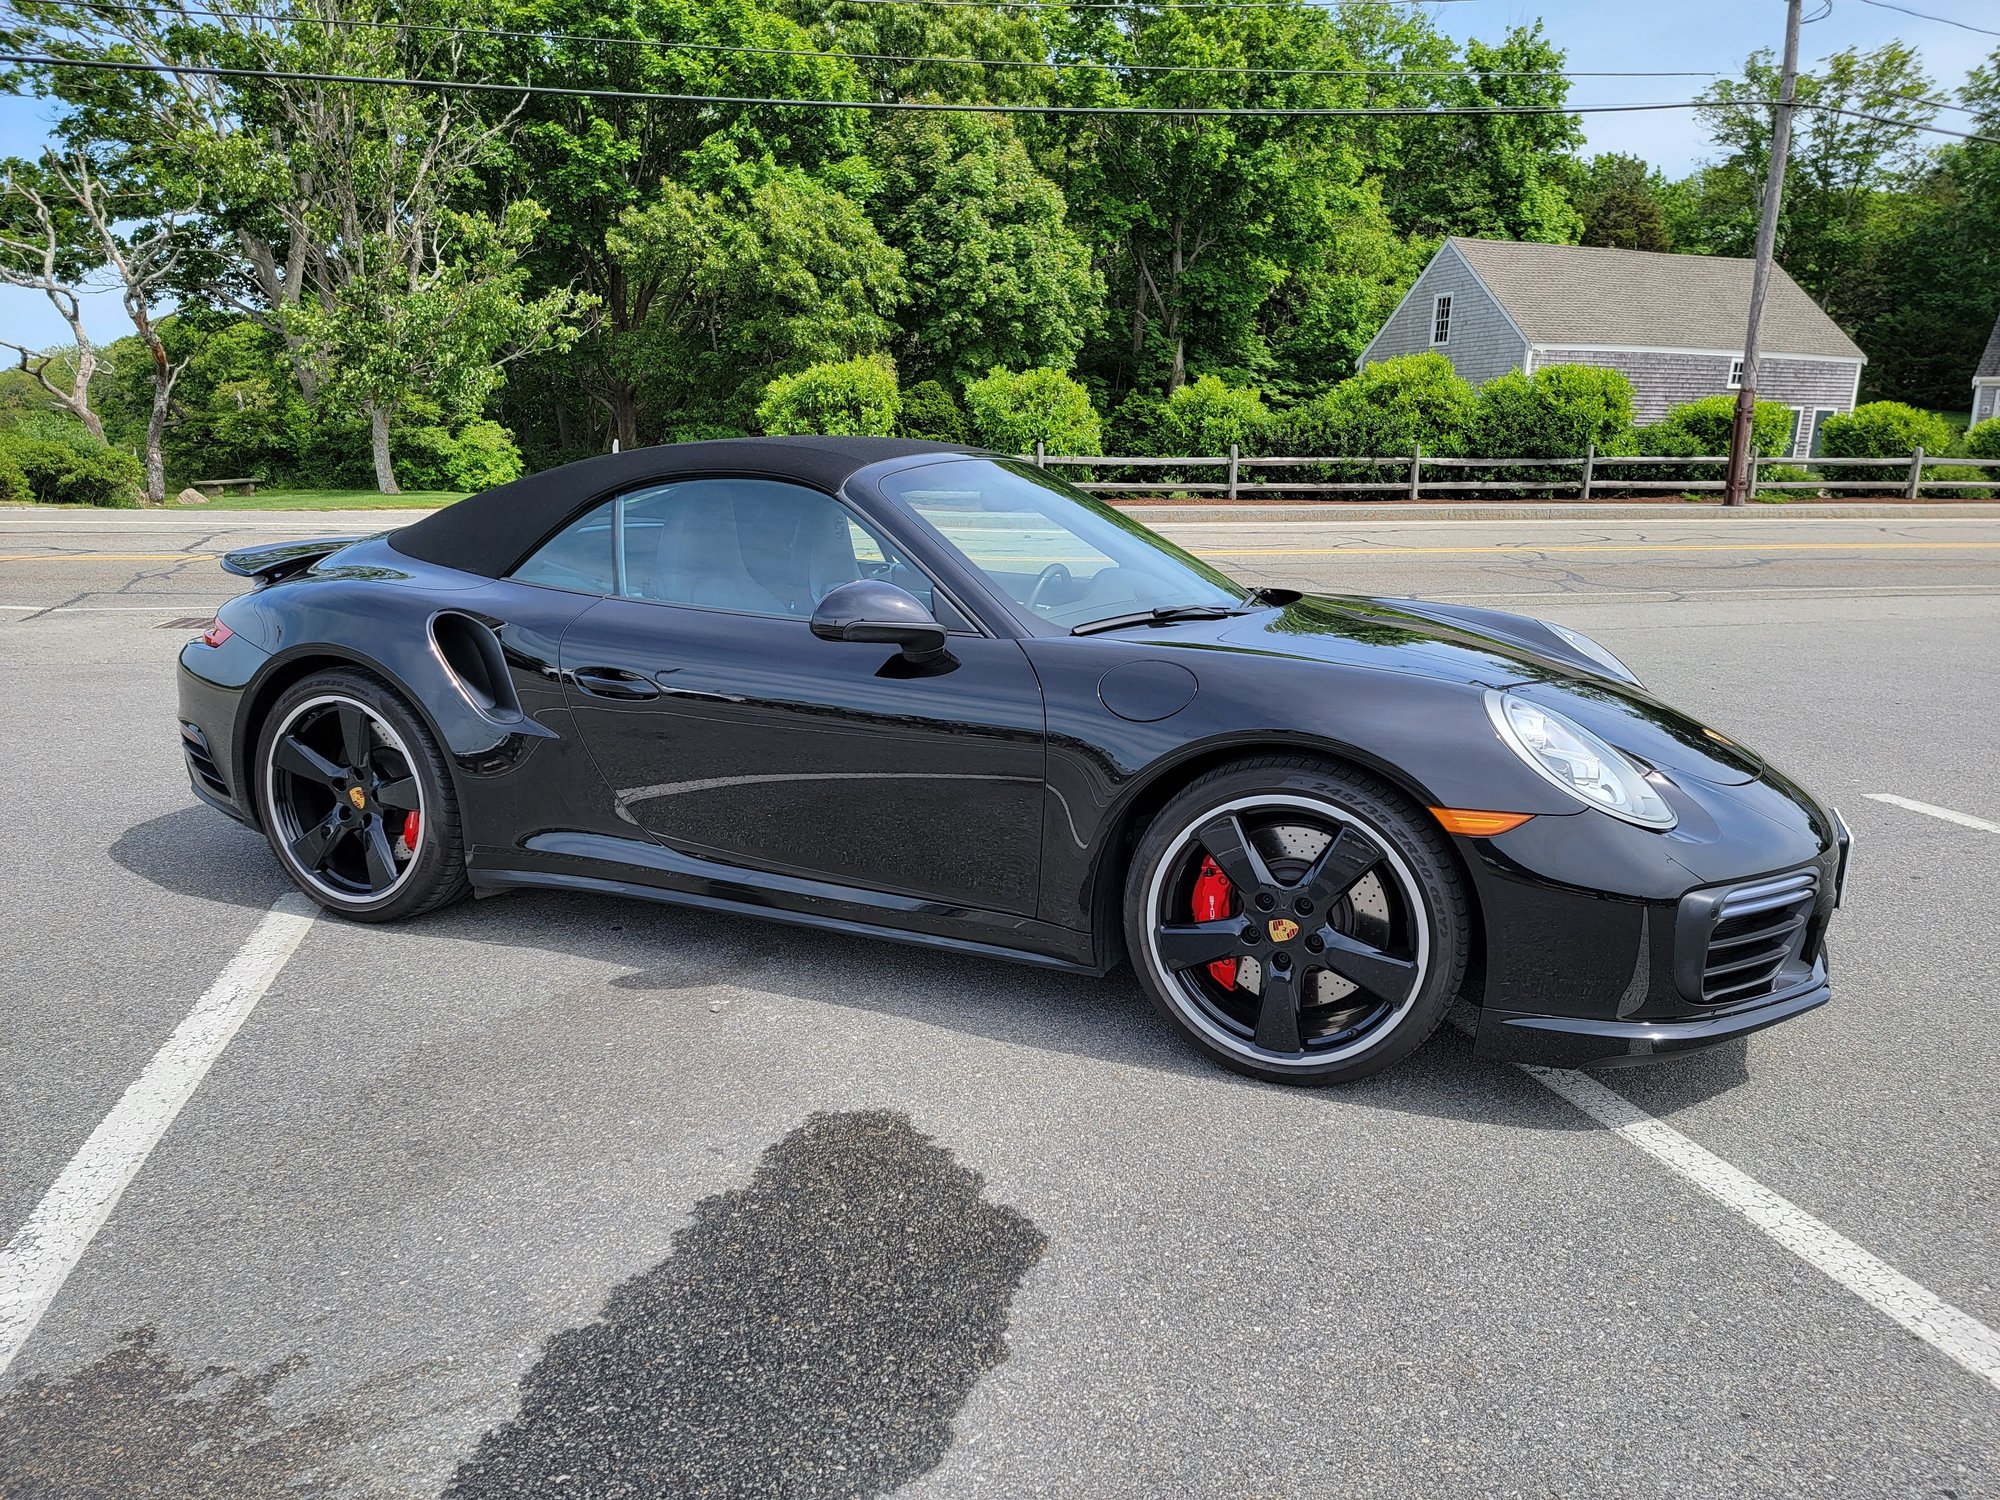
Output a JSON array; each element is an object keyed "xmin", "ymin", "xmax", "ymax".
[
  {"xmin": 756, "ymin": 357, "xmax": 900, "ymax": 437},
  {"xmin": 1155, "ymin": 376, "xmax": 1270, "ymax": 456},
  {"xmin": 1272, "ymin": 352, "xmax": 1475, "ymax": 484},
  {"xmin": 1640, "ymin": 394, "xmax": 1796, "ymax": 458},
  {"xmin": 393, "ymin": 420, "xmax": 526, "ymax": 492},
  {"xmin": 0, "ymin": 431, "xmax": 142, "ymax": 506},
  {"xmin": 1920, "ymin": 464, "xmax": 1991, "ymax": 500},
  {"xmin": 897, "ymin": 379, "xmax": 967, "ymax": 443},
  {"xmin": 963, "ymin": 366, "xmax": 1101, "ymax": 456},
  {"xmin": 1817, "ymin": 401, "xmax": 1957, "ymax": 488},
  {"xmin": 0, "ymin": 445, "xmax": 26, "ymax": 501},
  {"xmin": 1959, "ymin": 417, "xmax": 2000, "ymax": 461},
  {"xmin": 1458, "ymin": 364, "xmax": 1636, "ymax": 494}
]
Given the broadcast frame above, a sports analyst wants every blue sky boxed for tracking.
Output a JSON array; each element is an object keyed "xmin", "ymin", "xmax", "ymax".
[{"xmin": 1, "ymin": 0, "xmax": 1993, "ymax": 350}]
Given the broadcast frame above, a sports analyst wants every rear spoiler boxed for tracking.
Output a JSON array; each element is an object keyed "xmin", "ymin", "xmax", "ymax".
[{"xmin": 219, "ymin": 536, "xmax": 363, "ymax": 585}]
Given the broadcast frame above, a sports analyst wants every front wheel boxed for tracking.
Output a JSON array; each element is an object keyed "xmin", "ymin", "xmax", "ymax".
[
  {"xmin": 1124, "ymin": 758, "xmax": 1470, "ymax": 1085},
  {"xmin": 254, "ymin": 668, "xmax": 470, "ymax": 921}
]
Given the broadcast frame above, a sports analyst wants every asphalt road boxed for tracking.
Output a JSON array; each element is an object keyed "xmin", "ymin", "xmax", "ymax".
[{"xmin": 2, "ymin": 504, "xmax": 1997, "ymax": 1499}]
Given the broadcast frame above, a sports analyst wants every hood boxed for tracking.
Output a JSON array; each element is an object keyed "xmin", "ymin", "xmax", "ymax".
[{"xmin": 1128, "ymin": 595, "xmax": 1765, "ymax": 787}]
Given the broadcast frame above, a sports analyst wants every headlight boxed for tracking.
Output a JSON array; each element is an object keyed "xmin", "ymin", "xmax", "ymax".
[
  {"xmin": 1486, "ymin": 690, "xmax": 1677, "ymax": 829},
  {"xmin": 1545, "ymin": 622, "xmax": 1641, "ymax": 685}
]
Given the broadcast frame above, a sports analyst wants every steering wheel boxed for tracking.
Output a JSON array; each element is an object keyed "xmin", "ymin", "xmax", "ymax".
[{"xmin": 1026, "ymin": 562, "xmax": 1072, "ymax": 614}]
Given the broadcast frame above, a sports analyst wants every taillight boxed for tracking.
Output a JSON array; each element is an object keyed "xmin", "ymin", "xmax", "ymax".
[{"xmin": 199, "ymin": 620, "xmax": 233, "ymax": 647}]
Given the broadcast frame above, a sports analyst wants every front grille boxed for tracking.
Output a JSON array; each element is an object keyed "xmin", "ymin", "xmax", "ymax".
[
  {"xmin": 181, "ymin": 722, "xmax": 229, "ymax": 799},
  {"xmin": 1696, "ymin": 870, "xmax": 1818, "ymax": 1005}
]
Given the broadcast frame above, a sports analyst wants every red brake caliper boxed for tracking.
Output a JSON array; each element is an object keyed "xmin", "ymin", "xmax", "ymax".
[
  {"xmin": 402, "ymin": 809, "xmax": 421, "ymax": 852},
  {"xmin": 1191, "ymin": 855, "xmax": 1238, "ymax": 989}
]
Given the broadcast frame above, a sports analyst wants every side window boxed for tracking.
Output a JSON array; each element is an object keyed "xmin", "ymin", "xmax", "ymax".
[
  {"xmin": 511, "ymin": 500, "xmax": 616, "ymax": 594},
  {"xmin": 615, "ymin": 477, "xmax": 942, "ymax": 622}
]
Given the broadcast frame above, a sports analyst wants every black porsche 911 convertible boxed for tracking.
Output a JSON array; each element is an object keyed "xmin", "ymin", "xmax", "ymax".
[{"xmin": 178, "ymin": 437, "xmax": 1851, "ymax": 1084}]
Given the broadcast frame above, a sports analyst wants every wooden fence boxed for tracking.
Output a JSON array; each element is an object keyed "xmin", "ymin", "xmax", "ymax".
[{"xmin": 1020, "ymin": 442, "xmax": 2000, "ymax": 501}]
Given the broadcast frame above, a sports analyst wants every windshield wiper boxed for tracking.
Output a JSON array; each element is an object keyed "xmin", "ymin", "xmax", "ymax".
[{"xmin": 1071, "ymin": 603, "xmax": 1239, "ymax": 636}]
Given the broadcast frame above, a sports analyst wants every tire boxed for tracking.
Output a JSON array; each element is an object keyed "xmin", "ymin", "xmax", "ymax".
[
  {"xmin": 1123, "ymin": 756, "xmax": 1469, "ymax": 1085},
  {"xmin": 254, "ymin": 667, "xmax": 471, "ymax": 922}
]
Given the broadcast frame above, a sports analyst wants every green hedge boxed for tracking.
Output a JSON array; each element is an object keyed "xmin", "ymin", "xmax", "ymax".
[
  {"xmin": 897, "ymin": 379, "xmax": 967, "ymax": 443},
  {"xmin": 1817, "ymin": 402, "xmax": 1958, "ymax": 487},
  {"xmin": 0, "ymin": 430, "xmax": 143, "ymax": 507},
  {"xmin": 964, "ymin": 367, "xmax": 1101, "ymax": 456},
  {"xmin": 757, "ymin": 357, "xmax": 901, "ymax": 437}
]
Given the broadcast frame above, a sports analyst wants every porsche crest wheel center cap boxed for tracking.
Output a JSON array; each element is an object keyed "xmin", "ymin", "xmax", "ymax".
[
  {"xmin": 348, "ymin": 785, "xmax": 367, "ymax": 810},
  {"xmin": 1267, "ymin": 917, "xmax": 1300, "ymax": 944}
]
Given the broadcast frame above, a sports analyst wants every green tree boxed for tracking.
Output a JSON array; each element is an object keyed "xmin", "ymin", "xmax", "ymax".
[
  {"xmin": 1372, "ymin": 25, "xmax": 1586, "ymax": 245},
  {"xmin": 756, "ymin": 356, "xmax": 900, "ymax": 436},
  {"xmin": 480, "ymin": 0, "xmax": 869, "ymax": 448},
  {"xmin": 868, "ymin": 113, "xmax": 1099, "ymax": 388},
  {"xmin": 1047, "ymin": 0, "xmax": 1382, "ymax": 393},
  {"xmin": 1693, "ymin": 43, "xmax": 1939, "ymax": 323},
  {"xmin": 1574, "ymin": 154, "xmax": 1674, "ymax": 252},
  {"xmin": 285, "ymin": 204, "xmax": 588, "ymax": 492},
  {"xmin": 964, "ymin": 368, "xmax": 1101, "ymax": 455},
  {"xmin": 606, "ymin": 168, "xmax": 903, "ymax": 436}
]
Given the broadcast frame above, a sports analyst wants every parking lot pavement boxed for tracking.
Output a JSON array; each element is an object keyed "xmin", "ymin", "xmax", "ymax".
[{"xmin": 1, "ymin": 509, "xmax": 1997, "ymax": 1497}]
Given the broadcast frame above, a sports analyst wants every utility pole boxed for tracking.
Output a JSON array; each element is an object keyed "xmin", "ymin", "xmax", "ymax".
[{"xmin": 1724, "ymin": 0, "xmax": 1804, "ymax": 507}]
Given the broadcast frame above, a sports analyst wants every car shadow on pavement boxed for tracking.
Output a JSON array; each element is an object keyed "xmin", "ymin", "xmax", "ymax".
[{"xmin": 109, "ymin": 807, "xmax": 1756, "ymax": 1131}]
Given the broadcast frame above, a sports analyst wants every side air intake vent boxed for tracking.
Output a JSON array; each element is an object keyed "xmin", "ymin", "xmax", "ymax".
[{"xmin": 430, "ymin": 612, "xmax": 522, "ymax": 721}]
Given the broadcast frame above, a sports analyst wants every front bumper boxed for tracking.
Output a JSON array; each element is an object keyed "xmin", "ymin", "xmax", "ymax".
[{"xmin": 1458, "ymin": 785, "xmax": 1850, "ymax": 1069}]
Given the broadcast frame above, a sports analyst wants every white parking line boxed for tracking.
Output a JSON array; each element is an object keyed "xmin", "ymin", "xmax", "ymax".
[
  {"xmin": 0, "ymin": 896, "xmax": 315, "ymax": 1378},
  {"xmin": 1524, "ymin": 1064, "xmax": 2000, "ymax": 1394},
  {"xmin": 1865, "ymin": 793, "xmax": 2000, "ymax": 835}
]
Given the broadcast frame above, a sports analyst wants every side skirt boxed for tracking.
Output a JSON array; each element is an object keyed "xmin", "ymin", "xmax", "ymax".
[{"xmin": 467, "ymin": 831, "xmax": 1104, "ymax": 976}]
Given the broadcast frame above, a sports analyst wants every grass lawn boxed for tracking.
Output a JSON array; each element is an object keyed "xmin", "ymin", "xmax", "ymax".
[{"xmin": 188, "ymin": 488, "xmax": 464, "ymax": 510}]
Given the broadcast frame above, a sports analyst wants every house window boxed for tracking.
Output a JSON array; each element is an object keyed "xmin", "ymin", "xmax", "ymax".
[
  {"xmin": 1728, "ymin": 358, "xmax": 1745, "ymax": 389},
  {"xmin": 1431, "ymin": 295, "xmax": 1451, "ymax": 346}
]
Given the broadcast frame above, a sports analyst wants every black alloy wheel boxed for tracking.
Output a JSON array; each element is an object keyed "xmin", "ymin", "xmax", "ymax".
[
  {"xmin": 1126, "ymin": 758, "xmax": 1469, "ymax": 1085},
  {"xmin": 255, "ymin": 669, "xmax": 470, "ymax": 921}
]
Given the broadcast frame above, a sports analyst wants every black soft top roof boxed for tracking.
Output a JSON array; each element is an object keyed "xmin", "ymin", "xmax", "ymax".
[{"xmin": 387, "ymin": 435, "xmax": 972, "ymax": 579}]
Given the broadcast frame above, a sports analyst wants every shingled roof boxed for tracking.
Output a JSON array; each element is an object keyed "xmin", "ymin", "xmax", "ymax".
[
  {"xmin": 1977, "ymin": 313, "xmax": 2000, "ymax": 381},
  {"xmin": 1449, "ymin": 238, "xmax": 1865, "ymax": 362}
]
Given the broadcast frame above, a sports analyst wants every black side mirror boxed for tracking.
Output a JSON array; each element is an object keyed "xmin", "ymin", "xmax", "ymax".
[{"xmin": 810, "ymin": 579, "xmax": 949, "ymax": 663}]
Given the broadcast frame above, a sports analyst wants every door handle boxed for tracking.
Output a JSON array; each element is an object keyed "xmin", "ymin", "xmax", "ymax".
[{"xmin": 570, "ymin": 666, "xmax": 661, "ymax": 701}]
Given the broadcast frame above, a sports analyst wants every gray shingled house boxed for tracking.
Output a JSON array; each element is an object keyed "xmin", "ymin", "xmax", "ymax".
[
  {"xmin": 1973, "ymin": 314, "xmax": 2000, "ymax": 426},
  {"xmin": 1359, "ymin": 238, "xmax": 1865, "ymax": 458}
]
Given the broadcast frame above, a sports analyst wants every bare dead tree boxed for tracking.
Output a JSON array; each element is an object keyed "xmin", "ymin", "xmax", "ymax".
[
  {"xmin": 1, "ymin": 148, "xmax": 196, "ymax": 502},
  {"xmin": 0, "ymin": 160, "xmax": 108, "ymax": 442}
]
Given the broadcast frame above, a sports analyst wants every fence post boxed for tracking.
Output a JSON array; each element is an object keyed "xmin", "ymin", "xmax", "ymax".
[
  {"xmin": 1581, "ymin": 443, "xmax": 1595, "ymax": 502},
  {"xmin": 1409, "ymin": 442, "xmax": 1422, "ymax": 502},
  {"xmin": 1907, "ymin": 445, "xmax": 1925, "ymax": 501},
  {"xmin": 1033, "ymin": 439, "xmax": 1045, "ymax": 469},
  {"xmin": 1227, "ymin": 443, "xmax": 1240, "ymax": 502},
  {"xmin": 1749, "ymin": 453, "xmax": 1761, "ymax": 504}
]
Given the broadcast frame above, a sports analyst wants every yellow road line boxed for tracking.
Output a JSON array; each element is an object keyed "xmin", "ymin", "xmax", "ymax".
[
  {"xmin": 0, "ymin": 552, "xmax": 203, "ymax": 562},
  {"xmin": 1204, "ymin": 541, "xmax": 2000, "ymax": 558}
]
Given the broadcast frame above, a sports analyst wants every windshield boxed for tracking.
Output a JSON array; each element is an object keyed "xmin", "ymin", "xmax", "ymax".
[{"xmin": 880, "ymin": 458, "xmax": 1246, "ymax": 629}]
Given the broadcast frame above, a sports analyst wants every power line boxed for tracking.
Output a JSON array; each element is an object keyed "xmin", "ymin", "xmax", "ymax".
[
  {"xmin": 3, "ymin": 52, "xmax": 1995, "ymax": 142},
  {"xmin": 2, "ymin": 0, "xmax": 1721, "ymax": 83},
  {"xmin": 1855, "ymin": 0, "xmax": 2000, "ymax": 37}
]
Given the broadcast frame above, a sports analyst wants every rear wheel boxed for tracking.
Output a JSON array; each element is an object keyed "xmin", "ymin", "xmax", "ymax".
[
  {"xmin": 1124, "ymin": 758, "xmax": 1469, "ymax": 1085},
  {"xmin": 254, "ymin": 669, "xmax": 470, "ymax": 921}
]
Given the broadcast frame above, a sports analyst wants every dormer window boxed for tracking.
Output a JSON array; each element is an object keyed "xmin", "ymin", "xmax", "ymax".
[{"xmin": 1431, "ymin": 295, "xmax": 1452, "ymax": 346}]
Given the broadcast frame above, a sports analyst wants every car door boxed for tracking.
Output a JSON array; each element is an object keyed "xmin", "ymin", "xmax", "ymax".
[{"xmin": 537, "ymin": 475, "xmax": 1048, "ymax": 916}]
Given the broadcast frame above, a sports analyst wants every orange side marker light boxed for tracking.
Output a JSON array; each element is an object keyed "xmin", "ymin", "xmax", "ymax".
[{"xmin": 1430, "ymin": 808, "xmax": 1535, "ymax": 837}]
